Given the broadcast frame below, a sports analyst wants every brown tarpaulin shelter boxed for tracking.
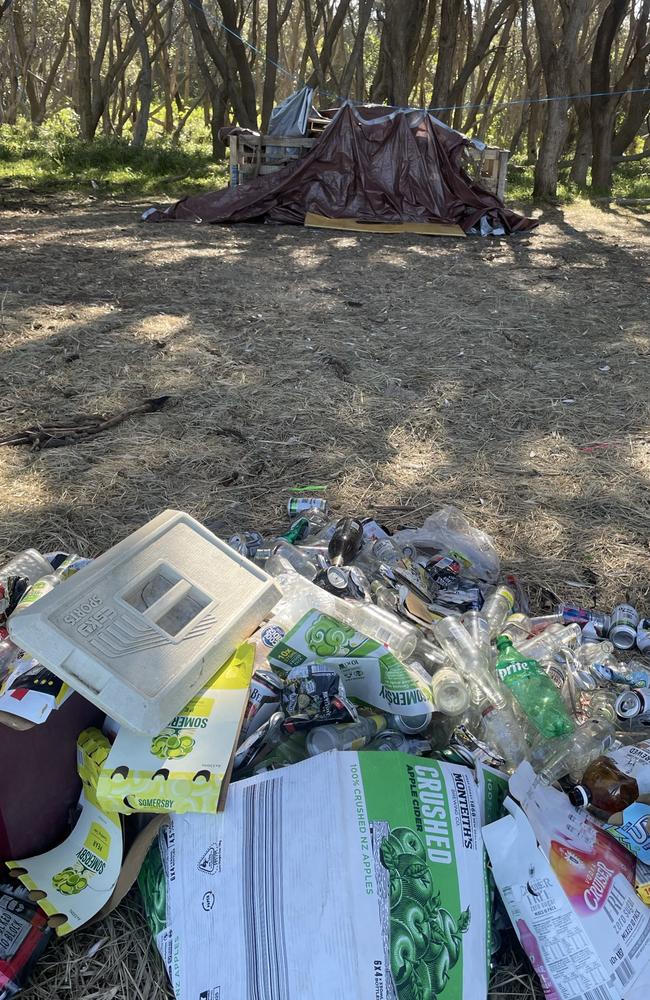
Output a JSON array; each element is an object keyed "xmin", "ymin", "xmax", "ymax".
[{"xmin": 144, "ymin": 105, "xmax": 537, "ymax": 235}]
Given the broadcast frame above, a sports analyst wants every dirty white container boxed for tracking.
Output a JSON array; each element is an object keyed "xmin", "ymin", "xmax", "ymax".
[{"xmin": 9, "ymin": 510, "xmax": 281, "ymax": 734}]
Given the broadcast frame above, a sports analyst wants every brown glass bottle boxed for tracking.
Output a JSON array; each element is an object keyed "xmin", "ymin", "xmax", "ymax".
[{"xmin": 569, "ymin": 755, "xmax": 639, "ymax": 813}]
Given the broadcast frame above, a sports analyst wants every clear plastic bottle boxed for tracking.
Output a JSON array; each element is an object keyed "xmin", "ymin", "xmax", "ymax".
[
  {"xmin": 479, "ymin": 702, "xmax": 529, "ymax": 770},
  {"xmin": 431, "ymin": 666, "xmax": 470, "ymax": 716},
  {"xmin": 482, "ymin": 585, "xmax": 515, "ymax": 639},
  {"xmin": 306, "ymin": 714, "xmax": 387, "ymax": 755},
  {"xmin": 301, "ymin": 507, "xmax": 330, "ymax": 537},
  {"xmin": 536, "ymin": 718, "xmax": 615, "ymax": 784}
]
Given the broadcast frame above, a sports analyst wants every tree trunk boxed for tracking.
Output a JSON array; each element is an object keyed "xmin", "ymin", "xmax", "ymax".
[
  {"xmin": 534, "ymin": 98, "xmax": 570, "ymax": 198},
  {"xmin": 126, "ymin": 0, "xmax": 152, "ymax": 148},
  {"xmin": 184, "ymin": 0, "xmax": 253, "ymax": 129},
  {"xmin": 12, "ymin": 4, "xmax": 40, "ymax": 122},
  {"xmin": 590, "ymin": 0, "xmax": 630, "ymax": 192},
  {"xmin": 613, "ymin": 90, "xmax": 650, "ymax": 155},
  {"xmin": 569, "ymin": 107, "xmax": 593, "ymax": 186},
  {"xmin": 532, "ymin": 0, "xmax": 588, "ymax": 198},
  {"xmin": 260, "ymin": 0, "xmax": 278, "ymax": 132},
  {"xmin": 306, "ymin": 0, "xmax": 352, "ymax": 89},
  {"xmin": 210, "ymin": 88, "xmax": 228, "ymax": 159},
  {"xmin": 339, "ymin": 0, "xmax": 373, "ymax": 98},
  {"xmin": 371, "ymin": 0, "xmax": 427, "ymax": 106},
  {"xmin": 72, "ymin": 0, "xmax": 93, "ymax": 140},
  {"xmin": 431, "ymin": 0, "xmax": 461, "ymax": 117},
  {"xmin": 215, "ymin": 0, "xmax": 257, "ymax": 127}
]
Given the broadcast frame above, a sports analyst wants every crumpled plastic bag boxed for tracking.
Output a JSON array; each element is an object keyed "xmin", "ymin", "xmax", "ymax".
[{"xmin": 392, "ymin": 505, "xmax": 500, "ymax": 584}]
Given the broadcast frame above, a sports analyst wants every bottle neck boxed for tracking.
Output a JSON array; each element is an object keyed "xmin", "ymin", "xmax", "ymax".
[{"xmin": 568, "ymin": 784, "xmax": 591, "ymax": 808}]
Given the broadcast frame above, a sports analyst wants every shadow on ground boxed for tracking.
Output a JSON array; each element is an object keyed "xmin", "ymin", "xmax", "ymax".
[{"xmin": 2, "ymin": 196, "xmax": 649, "ymax": 1000}]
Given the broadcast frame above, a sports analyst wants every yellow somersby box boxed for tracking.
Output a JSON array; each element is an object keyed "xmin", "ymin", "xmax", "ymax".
[{"xmin": 96, "ymin": 644, "xmax": 254, "ymax": 815}]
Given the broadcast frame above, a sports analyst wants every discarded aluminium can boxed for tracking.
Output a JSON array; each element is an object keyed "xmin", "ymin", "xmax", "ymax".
[
  {"xmin": 557, "ymin": 604, "xmax": 611, "ymax": 636},
  {"xmin": 608, "ymin": 604, "xmax": 640, "ymax": 651},
  {"xmin": 637, "ymin": 619, "xmax": 650, "ymax": 655},
  {"xmin": 387, "ymin": 709, "xmax": 432, "ymax": 736},
  {"xmin": 228, "ymin": 531, "xmax": 265, "ymax": 560},
  {"xmin": 287, "ymin": 497, "xmax": 328, "ymax": 517},
  {"xmin": 615, "ymin": 688, "xmax": 650, "ymax": 720}
]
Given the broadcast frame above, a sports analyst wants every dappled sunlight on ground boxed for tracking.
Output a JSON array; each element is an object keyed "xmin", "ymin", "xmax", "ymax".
[{"xmin": 0, "ymin": 198, "xmax": 648, "ymax": 616}]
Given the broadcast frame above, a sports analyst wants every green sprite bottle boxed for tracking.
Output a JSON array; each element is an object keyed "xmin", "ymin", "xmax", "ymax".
[{"xmin": 495, "ymin": 635, "xmax": 574, "ymax": 739}]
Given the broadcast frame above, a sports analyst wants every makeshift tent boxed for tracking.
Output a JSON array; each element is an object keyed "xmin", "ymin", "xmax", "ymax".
[{"xmin": 144, "ymin": 103, "xmax": 537, "ymax": 235}]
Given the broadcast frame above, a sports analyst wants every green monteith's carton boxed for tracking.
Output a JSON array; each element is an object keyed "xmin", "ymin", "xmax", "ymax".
[
  {"xmin": 358, "ymin": 753, "xmax": 508, "ymax": 1000},
  {"xmin": 267, "ymin": 610, "xmax": 434, "ymax": 717}
]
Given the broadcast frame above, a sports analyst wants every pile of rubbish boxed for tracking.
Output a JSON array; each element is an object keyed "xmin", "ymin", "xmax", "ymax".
[{"xmin": 1, "ymin": 501, "xmax": 650, "ymax": 1000}]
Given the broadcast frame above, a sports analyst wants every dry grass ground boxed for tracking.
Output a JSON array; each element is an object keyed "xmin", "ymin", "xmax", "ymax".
[{"xmin": 1, "ymin": 192, "xmax": 649, "ymax": 999}]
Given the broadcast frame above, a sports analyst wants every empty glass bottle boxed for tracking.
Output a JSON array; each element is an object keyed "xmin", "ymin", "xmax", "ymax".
[
  {"xmin": 431, "ymin": 666, "xmax": 470, "ymax": 717},
  {"xmin": 433, "ymin": 617, "xmax": 527, "ymax": 768},
  {"xmin": 328, "ymin": 518, "xmax": 364, "ymax": 567},
  {"xmin": 569, "ymin": 755, "xmax": 640, "ymax": 813},
  {"xmin": 536, "ymin": 718, "xmax": 615, "ymax": 785},
  {"xmin": 516, "ymin": 624, "xmax": 581, "ymax": 664},
  {"xmin": 501, "ymin": 613, "xmax": 532, "ymax": 643},
  {"xmin": 461, "ymin": 610, "xmax": 491, "ymax": 659},
  {"xmin": 306, "ymin": 714, "xmax": 387, "ymax": 755},
  {"xmin": 482, "ymin": 585, "xmax": 515, "ymax": 639}
]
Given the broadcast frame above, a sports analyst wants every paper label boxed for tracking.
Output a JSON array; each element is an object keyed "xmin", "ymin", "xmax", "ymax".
[
  {"xmin": 600, "ymin": 742, "xmax": 650, "ymax": 864},
  {"xmin": 500, "ymin": 764, "xmax": 650, "ymax": 997},
  {"xmin": 268, "ymin": 611, "xmax": 433, "ymax": 717},
  {"xmin": 96, "ymin": 645, "xmax": 253, "ymax": 815},
  {"xmin": 164, "ymin": 752, "xmax": 495, "ymax": 1000},
  {"xmin": 6, "ymin": 735, "xmax": 122, "ymax": 936}
]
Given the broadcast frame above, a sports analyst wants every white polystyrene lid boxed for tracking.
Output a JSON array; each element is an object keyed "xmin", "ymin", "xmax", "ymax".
[{"xmin": 9, "ymin": 510, "xmax": 277, "ymax": 698}]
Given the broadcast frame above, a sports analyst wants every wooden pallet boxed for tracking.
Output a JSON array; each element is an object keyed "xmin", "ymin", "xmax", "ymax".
[
  {"xmin": 467, "ymin": 146, "xmax": 510, "ymax": 201},
  {"xmin": 229, "ymin": 134, "xmax": 317, "ymax": 186},
  {"xmin": 307, "ymin": 116, "xmax": 331, "ymax": 138}
]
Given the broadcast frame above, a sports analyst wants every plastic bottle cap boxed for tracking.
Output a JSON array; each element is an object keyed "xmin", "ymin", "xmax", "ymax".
[
  {"xmin": 495, "ymin": 635, "xmax": 511, "ymax": 650},
  {"xmin": 568, "ymin": 785, "xmax": 590, "ymax": 808}
]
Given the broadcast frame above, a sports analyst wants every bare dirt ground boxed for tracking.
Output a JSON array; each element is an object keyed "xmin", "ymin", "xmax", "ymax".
[{"xmin": 1, "ymin": 194, "xmax": 649, "ymax": 999}]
